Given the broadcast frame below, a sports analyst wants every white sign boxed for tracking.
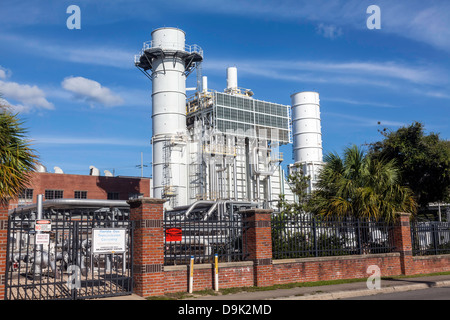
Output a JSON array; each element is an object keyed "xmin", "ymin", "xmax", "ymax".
[
  {"xmin": 35, "ymin": 219, "xmax": 52, "ymax": 232},
  {"xmin": 92, "ymin": 229, "xmax": 126, "ymax": 254},
  {"xmin": 36, "ymin": 233, "xmax": 50, "ymax": 245}
]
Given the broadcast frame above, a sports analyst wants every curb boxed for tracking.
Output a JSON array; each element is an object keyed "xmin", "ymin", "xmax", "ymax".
[{"xmin": 274, "ymin": 280, "xmax": 450, "ymax": 300}]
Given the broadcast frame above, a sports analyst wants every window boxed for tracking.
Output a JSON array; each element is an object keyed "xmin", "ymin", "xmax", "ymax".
[
  {"xmin": 18, "ymin": 188, "xmax": 33, "ymax": 200},
  {"xmin": 45, "ymin": 189, "xmax": 63, "ymax": 200},
  {"xmin": 107, "ymin": 192, "xmax": 119, "ymax": 200},
  {"xmin": 18, "ymin": 188, "xmax": 33, "ymax": 206},
  {"xmin": 74, "ymin": 191, "xmax": 87, "ymax": 199}
]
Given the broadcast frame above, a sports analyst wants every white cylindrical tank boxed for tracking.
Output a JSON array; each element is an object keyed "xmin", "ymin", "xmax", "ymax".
[
  {"xmin": 291, "ymin": 91, "xmax": 323, "ymax": 164},
  {"xmin": 202, "ymin": 76, "xmax": 208, "ymax": 92},
  {"xmin": 151, "ymin": 27, "xmax": 186, "ymax": 51},
  {"xmin": 226, "ymin": 67, "xmax": 238, "ymax": 90}
]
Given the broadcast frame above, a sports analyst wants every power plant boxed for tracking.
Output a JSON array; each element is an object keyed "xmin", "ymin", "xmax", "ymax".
[{"xmin": 135, "ymin": 27, "xmax": 323, "ymax": 213}]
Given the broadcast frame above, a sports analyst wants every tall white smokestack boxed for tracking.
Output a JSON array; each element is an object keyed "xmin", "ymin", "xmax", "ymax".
[{"xmin": 135, "ymin": 27, "xmax": 203, "ymax": 208}]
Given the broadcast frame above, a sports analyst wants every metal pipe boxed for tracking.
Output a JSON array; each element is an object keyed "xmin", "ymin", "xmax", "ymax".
[
  {"xmin": 202, "ymin": 201, "xmax": 220, "ymax": 221},
  {"xmin": 37, "ymin": 194, "xmax": 43, "ymax": 220},
  {"xmin": 9, "ymin": 199, "xmax": 129, "ymax": 215},
  {"xmin": 34, "ymin": 194, "xmax": 44, "ymax": 275},
  {"xmin": 202, "ymin": 200, "xmax": 258, "ymax": 221},
  {"xmin": 233, "ymin": 155, "xmax": 238, "ymax": 201},
  {"xmin": 183, "ymin": 201, "xmax": 216, "ymax": 219}
]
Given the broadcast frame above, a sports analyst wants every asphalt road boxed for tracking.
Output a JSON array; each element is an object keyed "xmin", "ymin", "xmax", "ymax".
[{"xmin": 342, "ymin": 286, "xmax": 450, "ymax": 300}]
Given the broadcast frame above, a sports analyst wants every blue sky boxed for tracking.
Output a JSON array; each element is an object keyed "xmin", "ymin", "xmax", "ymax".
[{"xmin": 0, "ymin": 0, "xmax": 449, "ymax": 178}]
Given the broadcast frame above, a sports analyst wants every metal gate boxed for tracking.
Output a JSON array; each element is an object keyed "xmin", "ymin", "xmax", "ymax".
[{"xmin": 5, "ymin": 199, "xmax": 134, "ymax": 300}]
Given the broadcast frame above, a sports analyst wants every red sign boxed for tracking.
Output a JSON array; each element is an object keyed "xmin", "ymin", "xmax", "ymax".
[{"xmin": 166, "ymin": 228, "xmax": 182, "ymax": 241}]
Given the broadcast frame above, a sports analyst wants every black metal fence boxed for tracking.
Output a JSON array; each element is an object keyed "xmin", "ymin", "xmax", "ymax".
[
  {"xmin": 6, "ymin": 203, "xmax": 133, "ymax": 300},
  {"xmin": 271, "ymin": 214, "xmax": 396, "ymax": 259},
  {"xmin": 411, "ymin": 221, "xmax": 450, "ymax": 256},
  {"xmin": 163, "ymin": 215, "xmax": 248, "ymax": 265}
]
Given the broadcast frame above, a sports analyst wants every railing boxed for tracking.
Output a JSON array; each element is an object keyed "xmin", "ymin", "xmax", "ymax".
[
  {"xmin": 136, "ymin": 40, "xmax": 203, "ymax": 60},
  {"xmin": 411, "ymin": 221, "xmax": 450, "ymax": 256},
  {"xmin": 142, "ymin": 40, "xmax": 203, "ymax": 56},
  {"xmin": 271, "ymin": 214, "xmax": 395, "ymax": 259},
  {"xmin": 163, "ymin": 215, "xmax": 248, "ymax": 265},
  {"xmin": 135, "ymin": 41, "xmax": 203, "ymax": 66}
]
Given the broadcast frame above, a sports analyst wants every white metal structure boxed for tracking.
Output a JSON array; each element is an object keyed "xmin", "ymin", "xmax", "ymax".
[
  {"xmin": 136, "ymin": 28, "xmax": 298, "ymax": 210},
  {"xmin": 185, "ymin": 67, "xmax": 293, "ymax": 207},
  {"xmin": 290, "ymin": 91, "xmax": 323, "ymax": 193},
  {"xmin": 135, "ymin": 27, "xmax": 203, "ymax": 209}
]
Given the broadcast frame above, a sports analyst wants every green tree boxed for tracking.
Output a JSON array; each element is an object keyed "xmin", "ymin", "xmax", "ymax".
[
  {"xmin": 310, "ymin": 145, "xmax": 416, "ymax": 222},
  {"xmin": 0, "ymin": 101, "xmax": 38, "ymax": 204},
  {"xmin": 277, "ymin": 163, "xmax": 311, "ymax": 216},
  {"xmin": 369, "ymin": 122, "xmax": 450, "ymax": 207}
]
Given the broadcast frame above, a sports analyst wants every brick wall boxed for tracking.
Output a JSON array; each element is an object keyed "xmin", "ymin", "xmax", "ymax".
[
  {"xmin": 125, "ymin": 201, "xmax": 450, "ymax": 299},
  {"xmin": 164, "ymin": 262, "xmax": 254, "ymax": 293},
  {"xmin": 273, "ymin": 253, "xmax": 402, "ymax": 284}
]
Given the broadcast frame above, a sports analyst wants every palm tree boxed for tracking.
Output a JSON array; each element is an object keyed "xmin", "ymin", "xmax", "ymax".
[
  {"xmin": 310, "ymin": 145, "xmax": 416, "ymax": 222},
  {"xmin": 0, "ymin": 99, "xmax": 38, "ymax": 205}
]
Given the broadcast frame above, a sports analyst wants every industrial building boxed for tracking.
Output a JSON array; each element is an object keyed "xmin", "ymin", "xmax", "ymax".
[
  {"xmin": 8, "ymin": 165, "xmax": 151, "ymax": 210},
  {"xmin": 134, "ymin": 27, "xmax": 323, "ymax": 213}
]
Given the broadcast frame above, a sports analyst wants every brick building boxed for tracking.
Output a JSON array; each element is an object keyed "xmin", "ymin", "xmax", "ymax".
[{"xmin": 9, "ymin": 171, "xmax": 152, "ymax": 210}]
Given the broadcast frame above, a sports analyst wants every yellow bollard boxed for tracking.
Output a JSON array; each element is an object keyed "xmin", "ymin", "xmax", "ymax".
[
  {"xmin": 214, "ymin": 253, "xmax": 219, "ymax": 291},
  {"xmin": 189, "ymin": 256, "xmax": 194, "ymax": 293}
]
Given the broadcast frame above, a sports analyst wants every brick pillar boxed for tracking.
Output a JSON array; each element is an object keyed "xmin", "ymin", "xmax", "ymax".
[
  {"xmin": 127, "ymin": 197, "xmax": 166, "ymax": 297},
  {"xmin": 0, "ymin": 202, "xmax": 9, "ymax": 300},
  {"xmin": 242, "ymin": 208, "xmax": 274, "ymax": 287},
  {"xmin": 393, "ymin": 212, "xmax": 414, "ymax": 275}
]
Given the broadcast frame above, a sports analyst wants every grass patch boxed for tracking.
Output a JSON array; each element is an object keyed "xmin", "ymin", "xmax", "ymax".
[{"xmin": 219, "ymin": 277, "xmax": 368, "ymax": 296}]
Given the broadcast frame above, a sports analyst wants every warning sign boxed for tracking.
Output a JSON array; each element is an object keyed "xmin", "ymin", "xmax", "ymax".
[
  {"xmin": 35, "ymin": 220, "xmax": 52, "ymax": 232},
  {"xmin": 36, "ymin": 233, "xmax": 50, "ymax": 245},
  {"xmin": 166, "ymin": 228, "xmax": 182, "ymax": 241}
]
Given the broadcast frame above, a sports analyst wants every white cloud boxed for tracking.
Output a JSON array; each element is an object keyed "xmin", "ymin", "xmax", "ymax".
[
  {"xmin": 0, "ymin": 98, "xmax": 30, "ymax": 113},
  {"xmin": 0, "ymin": 79, "xmax": 54, "ymax": 111},
  {"xmin": 204, "ymin": 58, "xmax": 442, "ymax": 87},
  {"xmin": 0, "ymin": 66, "xmax": 11, "ymax": 79},
  {"xmin": 0, "ymin": 34, "xmax": 134, "ymax": 69},
  {"xmin": 61, "ymin": 76, "xmax": 124, "ymax": 107},
  {"xmin": 61, "ymin": 47, "xmax": 133, "ymax": 69},
  {"xmin": 323, "ymin": 97, "xmax": 400, "ymax": 109}
]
